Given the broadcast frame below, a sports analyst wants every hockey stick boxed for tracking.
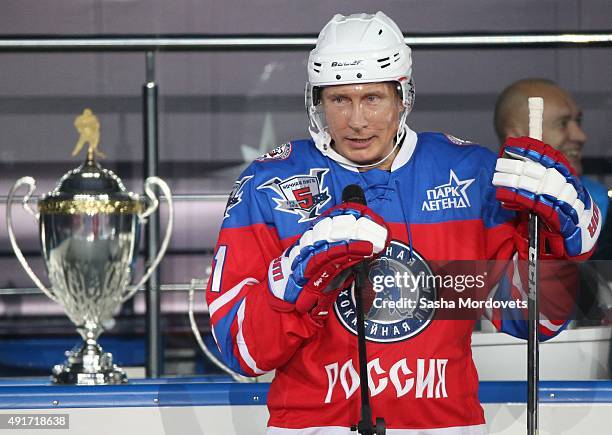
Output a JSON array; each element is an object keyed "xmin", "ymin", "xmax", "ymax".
[{"xmin": 527, "ymin": 97, "xmax": 543, "ymax": 435}]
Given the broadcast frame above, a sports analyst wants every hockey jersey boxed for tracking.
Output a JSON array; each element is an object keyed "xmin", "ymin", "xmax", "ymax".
[{"xmin": 206, "ymin": 128, "xmax": 582, "ymax": 434}]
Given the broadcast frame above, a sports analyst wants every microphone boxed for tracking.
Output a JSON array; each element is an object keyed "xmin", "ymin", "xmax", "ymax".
[
  {"xmin": 319, "ymin": 184, "xmax": 370, "ymax": 296},
  {"xmin": 342, "ymin": 184, "xmax": 367, "ymax": 206},
  {"xmin": 342, "ymin": 184, "xmax": 386, "ymax": 435},
  {"xmin": 341, "ymin": 184, "xmax": 375, "ymax": 311}
]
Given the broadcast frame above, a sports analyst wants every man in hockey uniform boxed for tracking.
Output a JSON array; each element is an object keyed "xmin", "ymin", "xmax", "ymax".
[{"xmin": 206, "ymin": 12, "xmax": 602, "ymax": 434}]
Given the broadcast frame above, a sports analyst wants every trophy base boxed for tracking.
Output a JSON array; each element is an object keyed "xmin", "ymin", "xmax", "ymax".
[{"xmin": 51, "ymin": 340, "xmax": 128, "ymax": 385}]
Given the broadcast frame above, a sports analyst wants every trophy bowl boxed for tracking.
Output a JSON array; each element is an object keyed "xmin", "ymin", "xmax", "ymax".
[{"xmin": 7, "ymin": 155, "xmax": 173, "ymax": 385}]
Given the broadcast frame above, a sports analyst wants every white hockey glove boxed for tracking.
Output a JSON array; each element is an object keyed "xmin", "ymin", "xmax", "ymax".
[
  {"xmin": 493, "ymin": 137, "xmax": 601, "ymax": 257},
  {"xmin": 267, "ymin": 203, "xmax": 389, "ymax": 316}
]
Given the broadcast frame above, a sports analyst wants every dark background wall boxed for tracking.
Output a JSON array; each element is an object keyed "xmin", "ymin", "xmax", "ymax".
[{"xmin": 1, "ymin": 0, "xmax": 611, "ymax": 290}]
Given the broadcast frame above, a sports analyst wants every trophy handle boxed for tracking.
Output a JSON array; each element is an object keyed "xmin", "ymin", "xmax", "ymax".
[
  {"xmin": 122, "ymin": 176, "xmax": 174, "ymax": 303},
  {"xmin": 6, "ymin": 177, "xmax": 59, "ymax": 302},
  {"xmin": 188, "ymin": 278, "xmax": 255, "ymax": 383}
]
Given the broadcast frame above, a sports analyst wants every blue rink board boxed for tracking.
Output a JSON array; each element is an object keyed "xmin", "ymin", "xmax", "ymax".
[{"xmin": 0, "ymin": 378, "xmax": 612, "ymax": 409}]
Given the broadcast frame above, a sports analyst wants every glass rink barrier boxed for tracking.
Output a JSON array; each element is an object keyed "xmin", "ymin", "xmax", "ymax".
[{"xmin": 1, "ymin": 6, "xmax": 612, "ymax": 433}]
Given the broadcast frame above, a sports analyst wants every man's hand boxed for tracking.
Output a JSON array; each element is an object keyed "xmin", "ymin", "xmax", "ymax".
[
  {"xmin": 267, "ymin": 203, "xmax": 389, "ymax": 317},
  {"xmin": 493, "ymin": 136, "xmax": 601, "ymax": 257}
]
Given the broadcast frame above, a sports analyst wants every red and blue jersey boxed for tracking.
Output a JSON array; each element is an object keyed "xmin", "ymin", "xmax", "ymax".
[{"xmin": 206, "ymin": 128, "xmax": 583, "ymax": 433}]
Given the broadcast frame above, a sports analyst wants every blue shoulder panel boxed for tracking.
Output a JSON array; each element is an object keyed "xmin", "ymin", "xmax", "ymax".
[{"xmin": 402, "ymin": 133, "xmax": 514, "ymax": 227}]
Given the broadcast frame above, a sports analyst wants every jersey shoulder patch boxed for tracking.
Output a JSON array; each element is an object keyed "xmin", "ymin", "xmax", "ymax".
[
  {"xmin": 223, "ymin": 174, "xmax": 253, "ymax": 219},
  {"xmin": 256, "ymin": 142, "xmax": 292, "ymax": 162}
]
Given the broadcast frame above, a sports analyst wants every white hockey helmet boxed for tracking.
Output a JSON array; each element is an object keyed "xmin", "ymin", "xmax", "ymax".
[{"xmin": 305, "ymin": 11, "xmax": 415, "ymax": 167}]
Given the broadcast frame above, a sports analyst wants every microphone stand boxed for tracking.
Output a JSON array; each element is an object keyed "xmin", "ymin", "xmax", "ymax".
[{"xmin": 351, "ymin": 263, "xmax": 386, "ymax": 435}]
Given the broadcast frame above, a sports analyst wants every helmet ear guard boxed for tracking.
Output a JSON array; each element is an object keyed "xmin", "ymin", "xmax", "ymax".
[
  {"xmin": 312, "ymin": 86, "xmax": 322, "ymax": 107},
  {"xmin": 304, "ymin": 11, "xmax": 415, "ymax": 168}
]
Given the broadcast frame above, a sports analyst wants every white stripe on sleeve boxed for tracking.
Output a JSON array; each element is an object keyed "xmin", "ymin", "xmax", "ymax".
[
  {"xmin": 236, "ymin": 299, "xmax": 267, "ymax": 375},
  {"xmin": 208, "ymin": 277, "xmax": 258, "ymax": 318}
]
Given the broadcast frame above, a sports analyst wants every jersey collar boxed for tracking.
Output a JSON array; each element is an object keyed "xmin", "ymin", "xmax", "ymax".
[{"xmin": 390, "ymin": 125, "xmax": 417, "ymax": 172}]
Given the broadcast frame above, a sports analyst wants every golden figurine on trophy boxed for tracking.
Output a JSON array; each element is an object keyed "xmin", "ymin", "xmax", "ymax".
[{"xmin": 71, "ymin": 108, "xmax": 106, "ymax": 160}]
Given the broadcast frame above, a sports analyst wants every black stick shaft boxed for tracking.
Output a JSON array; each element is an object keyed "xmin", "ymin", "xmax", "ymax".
[
  {"xmin": 526, "ymin": 96, "xmax": 543, "ymax": 435},
  {"xmin": 527, "ymin": 213, "xmax": 539, "ymax": 435}
]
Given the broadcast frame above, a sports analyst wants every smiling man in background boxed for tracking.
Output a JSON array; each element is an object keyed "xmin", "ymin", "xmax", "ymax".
[{"xmin": 494, "ymin": 78, "xmax": 609, "ymax": 223}]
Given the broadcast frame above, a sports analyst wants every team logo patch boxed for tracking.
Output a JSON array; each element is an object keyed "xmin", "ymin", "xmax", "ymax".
[
  {"xmin": 422, "ymin": 170, "xmax": 475, "ymax": 212},
  {"xmin": 445, "ymin": 134, "xmax": 474, "ymax": 146},
  {"xmin": 256, "ymin": 142, "xmax": 292, "ymax": 162},
  {"xmin": 224, "ymin": 175, "xmax": 253, "ymax": 219},
  {"xmin": 258, "ymin": 168, "xmax": 331, "ymax": 223},
  {"xmin": 334, "ymin": 240, "xmax": 436, "ymax": 343}
]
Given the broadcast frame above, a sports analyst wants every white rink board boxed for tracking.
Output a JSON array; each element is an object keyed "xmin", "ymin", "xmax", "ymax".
[
  {"xmin": 472, "ymin": 326, "xmax": 612, "ymax": 380},
  {"xmin": 1, "ymin": 403, "xmax": 611, "ymax": 435},
  {"xmin": 483, "ymin": 403, "xmax": 612, "ymax": 434}
]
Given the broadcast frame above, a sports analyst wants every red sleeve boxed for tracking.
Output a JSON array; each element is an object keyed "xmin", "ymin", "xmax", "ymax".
[
  {"xmin": 205, "ymin": 169, "xmax": 318, "ymax": 376},
  {"xmin": 485, "ymin": 208, "xmax": 579, "ymax": 341}
]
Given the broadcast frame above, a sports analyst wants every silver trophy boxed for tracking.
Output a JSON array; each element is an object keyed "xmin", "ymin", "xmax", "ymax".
[{"xmin": 6, "ymin": 109, "xmax": 173, "ymax": 385}]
